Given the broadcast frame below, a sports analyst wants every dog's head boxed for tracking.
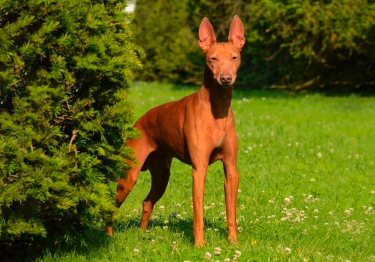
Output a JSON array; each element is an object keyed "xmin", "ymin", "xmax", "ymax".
[{"xmin": 198, "ymin": 15, "xmax": 245, "ymax": 87}]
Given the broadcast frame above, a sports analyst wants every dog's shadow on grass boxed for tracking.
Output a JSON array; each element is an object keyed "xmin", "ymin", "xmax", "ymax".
[
  {"xmin": 29, "ymin": 217, "xmax": 227, "ymax": 261},
  {"xmin": 113, "ymin": 216, "xmax": 228, "ymax": 243}
]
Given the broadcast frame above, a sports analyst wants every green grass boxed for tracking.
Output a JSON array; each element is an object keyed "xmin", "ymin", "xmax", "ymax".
[{"xmin": 42, "ymin": 81, "xmax": 375, "ymax": 261}]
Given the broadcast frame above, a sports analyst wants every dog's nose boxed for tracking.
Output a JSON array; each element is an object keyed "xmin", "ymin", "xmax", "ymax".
[{"xmin": 220, "ymin": 74, "xmax": 232, "ymax": 84}]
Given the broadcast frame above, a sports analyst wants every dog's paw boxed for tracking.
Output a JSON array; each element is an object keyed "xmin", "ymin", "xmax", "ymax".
[
  {"xmin": 228, "ymin": 235, "xmax": 239, "ymax": 245},
  {"xmin": 104, "ymin": 226, "xmax": 113, "ymax": 236},
  {"xmin": 194, "ymin": 240, "xmax": 206, "ymax": 248}
]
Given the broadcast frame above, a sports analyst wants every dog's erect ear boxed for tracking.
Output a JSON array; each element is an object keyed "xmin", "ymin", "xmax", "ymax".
[
  {"xmin": 198, "ymin": 17, "xmax": 216, "ymax": 53},
  {"xmin": 228, "ymin": 15, "xmax": 245, "ymax": 50}
]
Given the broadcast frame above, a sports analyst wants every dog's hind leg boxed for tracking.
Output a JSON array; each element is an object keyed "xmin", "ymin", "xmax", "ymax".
[
  {"xmin": 104, "ymin": 133, "xmax": 154, "ymax": 236},
  {"xmin": 140, "ymin": 156, "xmax": 172, "ymax": 229}
]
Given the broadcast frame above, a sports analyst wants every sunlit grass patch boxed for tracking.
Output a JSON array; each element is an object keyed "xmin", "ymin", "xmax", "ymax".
[{"xmin": 41, "ymin": 82, "xmax": 375, "ymax": 261}]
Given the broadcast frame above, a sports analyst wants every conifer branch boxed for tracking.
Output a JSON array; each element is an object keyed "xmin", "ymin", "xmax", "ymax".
[{"xmin": 68, "ymin": 129, "xmax": 78, "ymax": 153}]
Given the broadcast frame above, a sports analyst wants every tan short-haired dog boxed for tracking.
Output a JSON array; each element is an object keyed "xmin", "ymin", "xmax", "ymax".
[{"xmin": 105, "ymin": 15, "xmax": 245, "ymax": 247}]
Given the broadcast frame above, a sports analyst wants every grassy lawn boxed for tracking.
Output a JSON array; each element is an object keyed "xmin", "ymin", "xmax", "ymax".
[{"xmin": 42, "ymin": 81, "xmax": 375, "ymax": 261}]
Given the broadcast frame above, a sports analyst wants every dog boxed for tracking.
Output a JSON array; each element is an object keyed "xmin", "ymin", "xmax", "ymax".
[{"xmin": 105, "ymin": 15, "xmax": 245, "ymax": 247}]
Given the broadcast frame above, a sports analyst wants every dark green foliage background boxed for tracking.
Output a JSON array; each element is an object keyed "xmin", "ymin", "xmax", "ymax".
[
  {"xmin": 134, "ymin": 0, "xmax": 375, "ymax": 92},
  {"xmin": 0, "ymin": 0, "xmax": 142, "ymax": 251}
]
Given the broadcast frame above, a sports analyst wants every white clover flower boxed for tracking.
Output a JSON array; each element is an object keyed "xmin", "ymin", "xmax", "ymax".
[
  {"xmin": 213, "ymin": 247, "xmax": 221, "ymax": 255},
  {"xmin": 284, "ymin": 247, "xmax": 291, "ymax": 254},
  {"xmin": 240, "ymin": 204, "xmax": 245, "ymax": 210},
  {"xmin": 310, "ymin": 178, "xmax": 316, "ymax": 182},
  {"xmin": 238, "ymin": 227, "xmax": 243, "ymax": 232},
  {"xmin": 224, "ymin": 258, "xmax": 231, "ymax": 262},
  {"xmin": 295, "ymin": 142, "xmax": 299, "ymax": 147},
  {"xmin": 164, "ymin": 219, "xmax": 169, "ymax": 224},
  {"xmin": 371, "ymin": 191, "xmax": 375, "ymax": 195},
  {"xmin": 176, "ymin": 203, "xmax": 181, "ymax": 207},
  {"xmin": 159, "ymin": 205, "xmax": 165, "ymax": 211},
  {"xmin": 133, "ymin": 248, "xmax": 139, "ymax": 255},
  {"xmin": 204, "ymin": 252, "xmax": 212, "ymax": 260},
  {"xmin": 163, "ymin": 226, "xmax": 168, "ymax": 230},
  {"xmin": 133, "ymin": 209, "xmax": 138, "ymax": 214},
  {"xmin": 314, "ymin": 209, "xmax": 319, "ymax": 214},
  {"xmin": 329, "ymin": 148, "xmax": 334, "ymax": 153},
  {"xmin": 176, "ymin": 214, "xmax": 183, "ymax": 219},
  {"xmin": 317, "ymin": 152, "xmax": 322, "ymax": 158},
  {"xmin": 284, "ymin": 197, "xmax": 291, "ymax": 205},
  {"xmin": 365, "ymin": 207, "xmax": 374, "ymax": 215},
  {"xmin": 234, "ymin": 250, "xmax": 242, "ymax": 258}
]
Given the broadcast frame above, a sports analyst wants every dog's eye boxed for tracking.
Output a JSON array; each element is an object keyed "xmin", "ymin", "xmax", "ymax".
[
  {"xmin": 232, "ymin": 56, "xmax": 238, "ymax": 60},
  {"xmin": 210, "ymin": 57, "xmax": 217, "ymax": 61}
]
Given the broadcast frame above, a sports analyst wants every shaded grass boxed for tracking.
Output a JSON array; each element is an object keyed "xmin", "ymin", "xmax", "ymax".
[{"xmin": 40, "ymin": 81, "xmax": 375, "ymax": 261}]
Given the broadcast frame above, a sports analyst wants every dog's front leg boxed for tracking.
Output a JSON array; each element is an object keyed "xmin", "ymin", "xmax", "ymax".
[
  {"xmin": 192, "ymin": 164, "xmax": 208, "ymax": 248},
  {"xmin": 222, "ymin": 130, "xmax": 240, "ymax": 244},
  {"xmin": 223, "ymin": 160, "xmax": 239, "ymax": 244}
]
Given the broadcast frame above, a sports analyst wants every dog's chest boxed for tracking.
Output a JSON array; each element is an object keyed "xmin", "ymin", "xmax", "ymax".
[
  {"xmin": 214, "ymin": 133, "xmax": 225, "ymax": 148},
  {"xmin": 207, "ymin": 119, "xmax": 227, "ymax": 148}
]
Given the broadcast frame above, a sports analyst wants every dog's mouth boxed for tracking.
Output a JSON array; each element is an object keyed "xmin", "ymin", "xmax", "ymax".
[{"xmin": 218, "ymin": 81, "xmax": 235, "ymax": 87}]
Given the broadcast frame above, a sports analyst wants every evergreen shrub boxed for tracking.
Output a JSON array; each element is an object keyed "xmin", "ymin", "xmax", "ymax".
[{"xmin": 0, "ymin": 0, "xmax": 142, "ymax": 252}]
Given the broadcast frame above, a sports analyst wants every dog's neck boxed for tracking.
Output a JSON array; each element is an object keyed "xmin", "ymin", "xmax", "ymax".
[{"xmin": 200, "ymin": 66, "xmax": 233, "ymax": 119}]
